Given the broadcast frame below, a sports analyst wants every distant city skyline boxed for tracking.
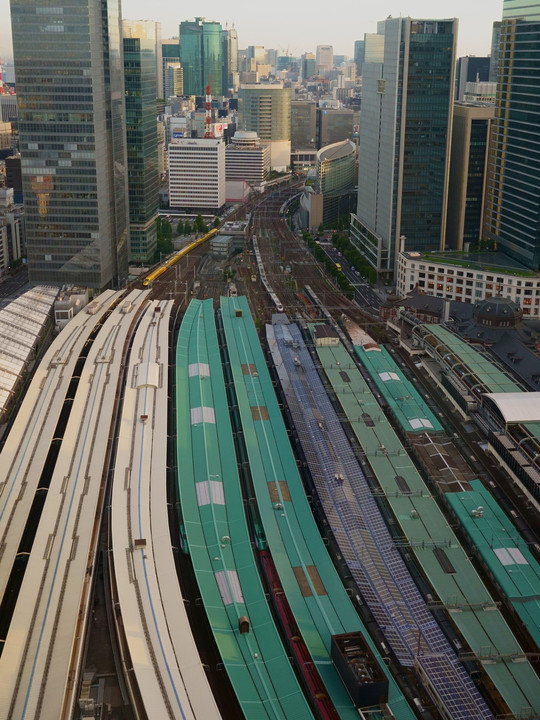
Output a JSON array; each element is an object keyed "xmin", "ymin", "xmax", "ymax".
[{"xmin": 0, "ymin": 0, "xmax": 502, "ymax": 64}]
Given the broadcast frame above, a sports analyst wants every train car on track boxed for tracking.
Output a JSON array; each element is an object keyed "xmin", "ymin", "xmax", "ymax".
[{"xmin": 142, "ymin": 228, "xmax": 219, "ymax": 286}]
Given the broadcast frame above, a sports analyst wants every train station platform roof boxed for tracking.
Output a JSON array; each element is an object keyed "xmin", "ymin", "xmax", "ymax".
[
  {"xmin": 353, "ymin": 343, "xmax": 443, "ymax": 434},
  {"xmin": 0, "ymin": 286, "xmax": 58, "ymax": 418},
  {"xmin": 483, "ymin": 392, "xmax": 540, "ymax": 424},
  {"xmin": 447, "ymin": 480, "xmax": 540, "ymax": 649}
]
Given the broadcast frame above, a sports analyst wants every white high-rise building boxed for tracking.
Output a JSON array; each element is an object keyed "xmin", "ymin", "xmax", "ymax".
[
  {"xmin": 226, "ymin": 131, "xmax": 270, "ymax": 186},
  {"xmin": 316, "ymin": 45, "xmax": 333, "ymax": 73},
  {"xmin": 169, "ymin": 138, "xmax": 226, "ymax": 211}
]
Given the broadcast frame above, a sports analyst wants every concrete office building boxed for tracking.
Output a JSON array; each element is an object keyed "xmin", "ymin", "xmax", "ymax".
[
  {"xmin": 351, "ymin": 17, "xmax": 457, "ymax": 277},
  {"xmin": 396, "ymin": 250, "xmax": 540, "ymax": 318},
  {"xmin": 455, "ymin": 56, "xmax": 490, "ymax": 101},
  {"xmin": 316, "ymin": 45, "xmax": 333, "ymax": 74},
  {"xmin": 301, "ymin": 53, "xmax": 316, "ymax": 80},
  {"xmin": 0, "ymin": 94, "xmax": 17, "ymax": 123},
  {"xmin": 446, "ymin": 102, "xmax": 494, "ymax": 250},
  {"xmin": 225, "ymin": 131, "xmax": 270, "ymax": 186},
  {"xmin": 484, "ymin": 0, "xmax": 540, "ymax": 271},
  {"xmin": 10, "ymin": 0, "xmax": 129, "ymax": 289},
  {"xmin": 164, "ymin": 63, "xmax": 183, "ymax": 97},
  {"xmin": 463, "ymin": 82, "xmax": 497, "ymax": 103},
  {"xmin": 123, "ymin": 22, "xmax": 160, "ymax": 264},
  {"xmin": 162, "ymin": 38, "xmax": 180, "ymax": 97},
  {"xmin": 238, "ymin": 84, "xmax": 291, "ymax": 171},
  {"xmin": 316, "ymin": 107, "xmax": 358, "ymax": 148},
  {"xmin": 0, "ymin": 187, "xmax": 24, "ymax": 275},
  {"xmin": 291, "ymin": 100, "xmax": 317, "ymax": 150},
  {"xmin": 169, "ymin": 137, "xmax": 226, "ymax": 211}
]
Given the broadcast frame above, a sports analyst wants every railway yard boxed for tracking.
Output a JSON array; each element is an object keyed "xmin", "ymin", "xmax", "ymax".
[{"xmin": 0, "ymin": 183, "xmax": 539, "ymax": 720}]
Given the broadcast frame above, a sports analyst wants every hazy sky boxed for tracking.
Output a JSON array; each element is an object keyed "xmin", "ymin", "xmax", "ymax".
[{"xmin": 0, "ymin": 0, "xmax": 503, "ymax": 63}]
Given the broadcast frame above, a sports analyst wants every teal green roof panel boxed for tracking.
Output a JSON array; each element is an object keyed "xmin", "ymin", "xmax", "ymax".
[
  {"xmin": 309, "ymin": 325, "xmax": 540, "ymax": 715},
  {"xmin": 353, "ymin": 343, "xmax": 443, "ymax": 433},
  {"xmin": 176, "ymin": 298, "xmax": 314, "ymax": 720},
  {"xmin": 221, "ymin": 296, "xmax": 415, "ymax": 720},
  {"xmin": 447, "ymin": 479, "xmax": 540, "ymax": 649}
]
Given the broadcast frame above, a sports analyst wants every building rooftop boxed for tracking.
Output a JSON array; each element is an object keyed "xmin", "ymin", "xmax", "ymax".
[
  {"xmin": 402, "ymin": 250, "xmax": 538, "ymax": 277},
  {"xmin": 318, "ymin": 139, "xmax": 355, "ymax": 162}
]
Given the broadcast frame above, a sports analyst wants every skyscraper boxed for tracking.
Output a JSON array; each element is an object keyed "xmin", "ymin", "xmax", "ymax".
[
  {"xmin": 238, "ymin": 84, "xmax": 291, "ymax": 171},
  {"xmin": 10, "ymin": 0, "xmax": 129, "ymax": 289},
  {"xmin": 354, "ymin": 39, "xmax": 365, "ymax": 76},
  {"xmin": 316, "ymin": 45, "xmax": 333, "ymax": 74},
  {"xmin": 350, "ymin": 17, "xmax": 457, "ymax": 275},
  {"xmin": 123, "ymin": 19, "xmax": 162, "ymax": 98},
  {"xmin": 179, "ymin": 18, "xmax": 223, "ymax": 96},
  {"xmin": 162, "ymin": 38, "xmax": 180, "ymax": 97},
  {"xmin": 484, "ymin": 1, "xmax": 540, "ymax": 270},
  {"xmin": 447, "ymin": 103, "xmax": 494, "ymax": 249},
  {"xmin": 489, "ymin": 21, "xmax": 502, "ymax": 83},
  {"xmin": 123, "ymin": 21, "xmax": 160, "ymax": 264}
]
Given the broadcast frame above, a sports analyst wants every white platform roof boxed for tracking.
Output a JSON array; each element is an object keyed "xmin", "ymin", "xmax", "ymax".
[
  {"xmin": 0, "ymin": 286, "xmax": 58, "ymax": 416},
  {"xmin": 483, "ymin": 392, "xmax": 540, "ymax": 424}
]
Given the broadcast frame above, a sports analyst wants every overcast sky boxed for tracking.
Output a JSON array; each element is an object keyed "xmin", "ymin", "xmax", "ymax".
[{"xmin": 0, "ymin": 0, "xmax": 503, "ymax": 63}]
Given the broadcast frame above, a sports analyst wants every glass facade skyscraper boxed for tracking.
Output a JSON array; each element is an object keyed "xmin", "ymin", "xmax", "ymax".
[
  {"xmin": 179, "ymin": 18, "xmax": 223, "ymax": 96},
  {"xmin": 10, "ymin": 0, "xmax": 129, "ymax": 289},
  {"xmin": 123, "ymin": 25, "xmax": 159, "ymax": 264},
  {"xmin": 484, "ymin": 0, "xmax": 540, "ymax": 270},
  {"xmin": 350, "ymin": 17, "xmax": 457, "ymax": 275}
]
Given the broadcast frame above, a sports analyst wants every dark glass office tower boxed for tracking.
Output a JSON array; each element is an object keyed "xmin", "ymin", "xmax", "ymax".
[
  {"xmin": 484, "ymin": 0, "xmax": 540, "ymax": 270},
  {"xmin": 123, "ymin": 27, "xmax": 159, "ymax": 264},
  {"xmin": 179, "ymin": 18, "xmax": 223, "ymax": 96},
  {"xmin": 10, "ymin": 0, "xmax": 129, "ymax": 289},
  {"xmin": 351, "ymin": 18, "xmax": 457, "ymax": 274}
]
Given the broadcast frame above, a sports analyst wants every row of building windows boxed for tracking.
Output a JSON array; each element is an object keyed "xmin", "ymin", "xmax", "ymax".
[{"xmin": 408, "ymin": 262, "xmax": 540, "ymax": 286}]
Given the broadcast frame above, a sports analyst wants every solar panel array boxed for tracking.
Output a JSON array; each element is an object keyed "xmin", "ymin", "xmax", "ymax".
[{"xmin": 269, "ymin": 320, "xmax": 494, "ymax": 720}]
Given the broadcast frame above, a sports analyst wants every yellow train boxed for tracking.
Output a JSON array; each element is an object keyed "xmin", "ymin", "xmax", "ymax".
[{"xmin": 142, "ymin": 228, "xmax": 219, "ymax": 286}]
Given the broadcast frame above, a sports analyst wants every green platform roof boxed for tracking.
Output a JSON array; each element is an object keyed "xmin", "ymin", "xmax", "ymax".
[
  {"xmin": 423, "ymin": 325, "xmax": 519, "ymax": 393},
  {"xmin": 353, "ymin": 343, "xmax": 443, "ymax": 434},
  {"xmin": 310, "ymin": 326, "xmax": 540, "ymax": 716},
  {"xmin": 447, "ymin": 479, "xmax": 540, "ymax": 650},
  {"xmin": 423, "ymin": 325, "xmax": 540, "ymax": 440},
  {"xmin": 176, "ymin": 299, "xmax": 313, "ymax": 720},
  {"xmin": 221, "ymin": 296, "xmax": 416, "ymax": 720}
]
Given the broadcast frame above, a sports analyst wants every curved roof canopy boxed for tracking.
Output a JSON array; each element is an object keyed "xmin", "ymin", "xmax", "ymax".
[{"xmin": 483, "ymin": 392, "xmax": 540, "ymax": 424}]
